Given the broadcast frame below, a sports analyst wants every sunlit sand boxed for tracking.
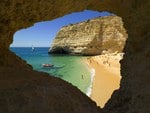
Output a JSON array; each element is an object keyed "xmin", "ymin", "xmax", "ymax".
[{"xmin": 86, "ymin": 52, "xmax": 123, "ymax": 108}]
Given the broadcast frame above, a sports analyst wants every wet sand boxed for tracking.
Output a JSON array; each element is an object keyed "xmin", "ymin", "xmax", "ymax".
[{"xmin": 86, "ymin": 53, "xmax": 123, "ymax": 108}]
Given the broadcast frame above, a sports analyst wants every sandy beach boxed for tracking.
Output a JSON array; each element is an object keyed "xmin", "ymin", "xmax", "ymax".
[{"xmin": 86, "ymin": 52, "xmax": 123, "ymax": 108}]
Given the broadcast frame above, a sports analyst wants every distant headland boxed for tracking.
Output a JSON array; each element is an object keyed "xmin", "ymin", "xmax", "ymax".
[{"xmin": 49, "ymin": 16, "xmax": 127, "ymax": 56}]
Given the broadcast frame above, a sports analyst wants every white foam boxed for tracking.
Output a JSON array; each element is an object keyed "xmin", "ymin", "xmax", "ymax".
[{"xmin": 86, "ymin": 68, "xmax": 95, "ymax": 97}]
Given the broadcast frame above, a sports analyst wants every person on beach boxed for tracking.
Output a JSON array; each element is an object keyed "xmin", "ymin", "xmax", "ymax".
[{"xmin": 90, "ymin": 59, "xmax": 92, "ymax": 63}]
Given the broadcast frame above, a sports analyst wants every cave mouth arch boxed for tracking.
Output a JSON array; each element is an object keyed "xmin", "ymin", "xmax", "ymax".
[
  {"xmin": 1, "ymin": 1, "xmax": 149, "ymax": 113},
  {"xmin": 10, "ymin": 10, "xmax": 127, "ymax": 108}
]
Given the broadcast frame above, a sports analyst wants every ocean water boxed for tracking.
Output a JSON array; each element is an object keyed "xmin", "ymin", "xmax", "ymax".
[{"xmin": 10, "ymin": 47, "xmax": 91, "ymax": 94}]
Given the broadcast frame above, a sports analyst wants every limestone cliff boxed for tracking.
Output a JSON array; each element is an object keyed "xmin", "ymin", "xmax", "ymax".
[
  {"xmin": 49, "ymin": 16, "xmax": 127, "ymax": 55},
  {"xmin": 0, "ymin": 0, "xmax": 150, "ymax": 113}
]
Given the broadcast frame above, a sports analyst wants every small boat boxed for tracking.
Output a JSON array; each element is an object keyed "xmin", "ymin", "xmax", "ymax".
[
  {"xmin": 31, "ymin": 45, "xmax": 35, "ymax": 52},
  {"xmin": 42, "ymin": 64, "xmax": 54, "ymax": 67}
]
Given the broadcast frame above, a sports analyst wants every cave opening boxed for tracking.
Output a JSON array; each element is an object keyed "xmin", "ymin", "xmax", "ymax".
[
  {"xmin": 49, "ymin": 46, "xmax": 71, "ymax": 54},
  {"xmin": 10, "ymin": 10, "xmax": 127, "ymax": 108},
  {"xmin": 1, "ymin": 1, "xmax": 148, "ymax": 113}
]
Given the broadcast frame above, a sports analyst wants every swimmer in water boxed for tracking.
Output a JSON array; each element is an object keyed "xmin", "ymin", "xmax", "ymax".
[{"xmin": 81, "ymin": 74, "xmax": 84, "ymax": 79}]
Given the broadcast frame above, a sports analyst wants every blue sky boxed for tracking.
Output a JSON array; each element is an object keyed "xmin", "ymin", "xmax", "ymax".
[{"xmin": 10, "ymin": 10, "xmax": 112, "ymax": 47}]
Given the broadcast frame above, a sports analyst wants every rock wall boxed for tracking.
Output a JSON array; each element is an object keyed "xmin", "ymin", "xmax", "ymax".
[
  {"xmin": 0, "ymin": 0, "xmax": 149, "ymax": 113},
  {"xmin": 49, "ymin": 16, "xmax": 127, "ymax": 55}
]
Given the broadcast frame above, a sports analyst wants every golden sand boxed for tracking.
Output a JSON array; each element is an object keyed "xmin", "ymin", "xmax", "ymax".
[{"xmin": 86, "ymin": 53, "xmax": 123, "ymax": 108}]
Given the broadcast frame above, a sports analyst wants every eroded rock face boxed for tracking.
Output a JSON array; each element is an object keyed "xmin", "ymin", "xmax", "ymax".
[
  {"xmin": 0, "ymin": 0, "xmax": 150, "ymax": 113},
  {"xmin": 49, "ymin": 16, "xmax": 127, "ymax": 55}
]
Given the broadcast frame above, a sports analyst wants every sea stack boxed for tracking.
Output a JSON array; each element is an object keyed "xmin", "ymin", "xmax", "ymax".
[{"xmin": 49, "ymin": 16, "xmax": 127, "ymax": 55}]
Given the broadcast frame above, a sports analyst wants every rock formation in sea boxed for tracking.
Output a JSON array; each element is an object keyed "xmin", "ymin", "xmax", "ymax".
[
  {"xmin": 49, "ymin": 16, "xmax": 127, "ymax": 55},
  {"xmin": 0, "ymin": 0, "xmax": 149, "ymax": 113}
]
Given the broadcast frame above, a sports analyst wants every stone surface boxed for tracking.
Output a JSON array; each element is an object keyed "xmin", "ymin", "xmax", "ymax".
[
  {"xmin": 0, "ymin": 66, "xmax": 101, "ymax": 113},
  {"xmin": 0, "ymin": 0, "xmax": 150, "ymax": 113},
  {"xmin": 49, "ymin": 16, "xmax": 127, "ymax": 55}
]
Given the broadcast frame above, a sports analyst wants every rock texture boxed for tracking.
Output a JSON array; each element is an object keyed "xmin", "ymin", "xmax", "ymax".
[
  {"xmin": 0, "ymin": 0, "xmax": 150, "ymax": 113},
  {"xmin": 0, "ymin": 66, "xmax": 101, "ymax": 113},
  {"xmin": 49, "ymin": 16, "xmax": 127, "ymax": 55}
]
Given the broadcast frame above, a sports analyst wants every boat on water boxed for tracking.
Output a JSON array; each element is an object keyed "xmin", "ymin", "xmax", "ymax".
[
  {"xmin": 42, "ymin": 64, "xmax": 54, "ymax": 67},
  {"xmin": 31, "ymin": 45, "xmax": 35, "ymax": 52}
]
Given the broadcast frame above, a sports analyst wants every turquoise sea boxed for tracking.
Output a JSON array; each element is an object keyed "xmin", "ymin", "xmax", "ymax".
[{"xmin": 10, "ymin": 47, "xmax": 92, "ymax": 94}]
